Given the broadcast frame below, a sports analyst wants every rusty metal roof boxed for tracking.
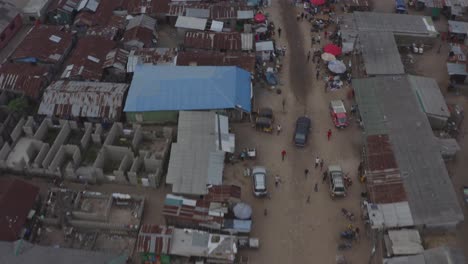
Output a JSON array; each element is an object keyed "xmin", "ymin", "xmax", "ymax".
[
  {"xmin": 102, "ymin": 48, "xmax": 129, "ymax": 71},
  {"xmin": 0, "ymin": 63, "xmax": 50, "ymax": 99},
  {"xmin": 343, "ymin": 0, "xmax": 370, "ymax": 7},
  {"xmin": 11, "ymin": 25, "xmax": 74, "ymax": 65},
  {"xmin": 184, "ymin": 31, "xmax": 242, "ymax": 51},
  {"xmin": 127, "ymin": 48, "xmax": 177, "ymax": 72},
  {"xmin": 204, "ymin": 185, "xmax": 241, "ymax": 203},
  {"xmin": 73, "ymin": 0, "xmax": 125, "ymax": 27},
  {"xmin": 177, "ymin": 50, "xmax": 255, "ymax": 72},
  {"xmin": 48, "ymin": 0, "xmax": 81, "ymax": 14},
  {"xmin": 122, "ymin": 15, "xmax": 156, "ymax": 48},
  {"xmin": 85, "ymin": 15, "xmax": 126, "ymax": 40},
  {"xmin": 0, "ymin": 178, "xmax": 39, "ymax": 241},
  {"xmin": 366, "ymin": 170, "xmax": 407, "ymax": 204},
  {"xmin": 126, "ymin": 0, "xmax": 170, "ymax": 15},
  {"xmin": 38, "ymin": 80, "xmax": 128, "ymax": 120},
  {"xmin": 61, "ymin": 36, "xmax": 116, "ymax": 81},
  {"xmin": 365, "ymin": 134, "xmax": 398, "ymax": 172},
  {"xmin": 136, "ymin": 225, "xmax": 173, "ymax": 254},
  {"xmin": 167, "ymin": 2, "xmax": 252, "ymax": 19}
]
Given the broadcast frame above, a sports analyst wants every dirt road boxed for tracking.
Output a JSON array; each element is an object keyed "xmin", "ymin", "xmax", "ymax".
[{"xmin": 226, "ymin": 1, "xmax": 370, "ymax": 263}]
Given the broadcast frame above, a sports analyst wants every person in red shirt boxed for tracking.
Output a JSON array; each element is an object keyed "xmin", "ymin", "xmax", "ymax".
[
  {"xmin": 281, "ymin": 150, "xmax": 286, "ymax": 161},
  {"xmin": 327, "ymin": 129, "xmax": 332, "ymax": 141}
]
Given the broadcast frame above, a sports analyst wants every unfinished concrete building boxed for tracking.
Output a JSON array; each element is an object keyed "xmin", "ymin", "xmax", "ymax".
[
  {"xmin": 37, "ymin": 188, "xmax": 144, "ymax": 256},
  {"xmin": 0, "ymin": 117, "xmax": 173, "ymax": 188}
]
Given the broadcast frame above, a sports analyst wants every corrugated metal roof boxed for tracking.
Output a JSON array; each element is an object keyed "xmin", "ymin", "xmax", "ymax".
[
  {"xmin": 176, "ymin": 50, "xmax": 256, "ymax": 73},
  {"xmin": 367, "ymin": 202, "xmax": 414, "ymax": 229},
  {"xmin": 184, "ymin": 31, "xmax": 248, "ymax": 51},
  {"xmin": 383, "ymin": 247, "xmax": 466, "ymax": 264},
  {"xmin": 448, "ymin": 20, "xmax": 468, "ymax": 34},
  {"xmin": 124, "ymin": 66, "xmax": 252, "ymax": 112},
  {"xmin": 126, "ymin": 0, "xmax": 170, "ymax": 15},
  {"xmin": 255, "ymin": 41, "xmax": 274, "ymax": 51},
  {"xmin": 166, "ymin": 112, "xmax": 229, "ymax": 195},
  {"xmin": 237, "ymin": 10, "xmax": 253, "ymax": 19},
  {"xmin": 241, "ymin": 33, "xmax": 253, "ymax": 50},
  {"xmin": 73, "ymin": 0, "xmax": 126, "ymax": 27},
  {"xmin": 11, "ymin": 25, "xmax": 74, "ymax": 65},
  {"xmin": 204, "ymin": 185, "xmax": 241, "ymax": 202},
  {"xmin": 38, "ymin": 80, "xmax": 128, "ymax": 120},
  {"xmin": 186, "ymin": 7, "xmax": 210, "ymax": 18},
  {"xmin": 126, "ymin": 14, "xmax": 156, "ymax": 31},
  {"xmin": 365, "ymin": 135, "xmax": 399, "ymax": 172},
  {"xmin": 447, "ymin": 62, "xmax": 468, "ymax": 75},
  {"xmin": 343, "ymin": 0, "xmax": 370, "ymax": 7},
  {"xmin": 407, "ymin": 75, "xmax": 449, "ymax": 119},
  {"xmin": 0, "ymin": 1, "xmax": 18, "ymax": 34},
  {"xmin": 126, "ymin": 48, "xmax": 176, "ymax": 72},
  {"xmin": 423, "ymin": 0, "xmax": 444, "ymax": 8},
  {"xmin": 357, "ymin": 31, "xmax": 405, "ymax": 75},
  {"xmin": 355, "ymin": 76, "xmax": 464, "ymax": 228},
  {"xmin": 386, "ymin": 229, "xmax": 424, "ymax": 256},
  {"xmin": 210, "ymin": 20, "xmax": 224, "ymax": 32},
  {"xmin": 136, "ymin": 225, "xmax": 173, "ymax": 254},
  {"xmin": 0, "ymin": 179, "xmax": 39, "ymax": 241},
  {"xmin": 0, "ymin": 63, "xmax": 50, "ymax": 99},
  {"xmin": 102, "ymin": 48, "xmax": 129, "ymax": 70},
  {"xmin": 175, "ymin": 16, "xmax": 207, "ymax": 30},
  {"xmin": 61, "ymin": 36, "xmax": 116, "ymax": 81},
  {"xmin": 349, "ymin": 12, "xmax": 438, "ymax": 36}
]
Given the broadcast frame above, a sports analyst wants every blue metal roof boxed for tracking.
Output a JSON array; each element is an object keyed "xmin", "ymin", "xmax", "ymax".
[{"xmin": 124, "ymin": 65, "xmax": 252, "ymax": 113}]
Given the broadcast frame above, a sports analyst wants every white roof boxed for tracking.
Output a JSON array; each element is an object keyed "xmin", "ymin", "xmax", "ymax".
[
  {"xmin": 241, "ymin": 33, "xmax": 254, "ymax": 51},
  {"xmin": 386, "ymin": 229, "xmax": 424, "ymax": 256},
  {"xmin": 175, "ymin": 16, "xmax": 207, "ymax": 30},
  {"xmin": 210, "ymin": 20, "xmax": 224, "ymax": 32},
  {"xmin": 237, "ymin": 10, "xmax": 254, "ymax": 19},
  {"xmin": 330, "ymin": 100, "xmax": 346, "ymax": 113},
  {"xmin": 367, "ymin": 202, "xmax": 414, "ymax": 230},
  {"xmin": 255, "ymin": 41, "xmax": 274, "ymax": 51}
]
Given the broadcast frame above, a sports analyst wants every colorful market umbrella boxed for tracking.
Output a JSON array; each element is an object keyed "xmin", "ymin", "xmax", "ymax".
[
  {"xmin": 323, "ymin": 44, "xmax": 342, "ymax": 56},
  {"xmin": 254, "ymin": 13, "xmax": 266, "ymax": 23},
  {"xmin": 310, "ymin": 0, "xmax": 326, "ymax": 6},
  {"xmin": 328, "ymin": 60, "xmax": 347, "ymax": 74},
  {"xmin": 321, "ymin": 52, "xmax": 336, "ymax": 61}
]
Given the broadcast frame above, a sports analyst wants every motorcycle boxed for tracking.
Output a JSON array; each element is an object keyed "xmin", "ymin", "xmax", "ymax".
[
  {"xmin": 337, "ymin": 242, "xmax": 352, "ymax": 250},
  {"xmin": 340, "ymin": 230, "xmax": 355, "ymax": 240},
  {"xmin": 341, "ymin": 208, "xmax": 355, "ymax": 221}
]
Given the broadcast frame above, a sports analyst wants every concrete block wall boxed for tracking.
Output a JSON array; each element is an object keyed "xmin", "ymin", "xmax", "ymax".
[
  {"xmin": 11, "ymin": 118, "xmax": 26, "ymax": 143},
  {"xmin": 147, "ymin": 169, "xmax": 161, "ymax": 188},
  {"xmin": 23, "ymin": 117, "xmax": 35, "ymax": 138},
  {"xmin": 91, "ymin": 123, "xmax": 103, "ymax": 145},
  {"xmin": 71, "ymin": 195, "xmax": 111, "ymax": 222},
  {"xmin": 42, "ymin": 122, "xmax": 71, "ymax": 169},
  {"xmin": 33, "ymin": 118, "xmax": 52, "ymax": 141},
  {"xmin": 33, "ymin": 143, "xmax": 50, "ymax": 169},
  {"xmin": 128, "ymin": 157, "xmax": 143, "ymax": 185},
  {"xmin": 81, "ymin": 123, "xmax": 93, "ymax": 150},
  {"xmin": 48, "ymin": 145, "xmax": 81, "ymax": 175},
  {"xmin": 68, "ymin": 220, "xmax": 140, "ymax": 233},
  {"xmin": 132, "ymin": 125, "xmax": 143, "ymax": 150},
  {"xmin": 0, "ymin": 143, "xmax": 11, "ymax": 169},
  {"xmin": 103, "ymin": 122, "xmax": 123, "ymax": 146}
]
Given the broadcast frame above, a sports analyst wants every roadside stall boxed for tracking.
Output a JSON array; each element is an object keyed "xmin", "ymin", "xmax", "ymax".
[
  {"xmin": 343, "ymin": 0, "xmax": 370, "ymax": 12},
  {"xmin": 324, "ymin": 43, "xmax": 342, "ymax": 57},
  {"xmin": 256, "ymin": 41, "xmax": 275, "ymax": 61},
  {"xmin": 448, "ymin": 20, "xmax": 468, "ymax": 44}
]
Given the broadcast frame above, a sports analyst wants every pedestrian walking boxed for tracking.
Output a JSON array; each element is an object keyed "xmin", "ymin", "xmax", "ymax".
[
  {"xmin": 320, "ymin": 159, "xmax": 324, "ymax": 170},
  {"xmin": 327, "ymin": 129, "xmax": 332, "ymax": 141},
  {"xmin": 437, "ymin": 43, "xmax": 441, "ymax": 54},
  {"xmin": 264, "ymin": 208, "xmax": 268, "ymax": 216},
  {"xmin": 297, "ymin": 13, "xmax": 301, "ymax": 21},
  {"xmin": 275, "ymin": 175, "xmax": 281, "ymax": 187},
  {"xmin": 317, "ymin": 35, "xmax": 321, "ymax": 44},
  {"xmin": 315, "ymin": 157, "xmax": 320, "ymax": 168},
  {"xmin": 282, "ymin": 98, "xmax": 286, "ymax": 112},
  {"xmin": 324, "ymin": 82, "xmax": 328, "ymax": 93},
  {"xmin": 276, "ymin": 124, "xmax": 282, "ymax": 135},
  {"xmin": 355, "ymin": 227, "xmax": 360, "ymax": 241},
  {"xmin": 314, "ymin": 183, "xmax": 318, "ymax": 192},
  {"xmin": 316, "ymin": 69, "xmax": 320, "ymax": 80},
  {"xmin": 281, "ymin": 149, "xmax": 286, "ymax": 161},
  {"xmin": 304, "ymin": 169, "xmax": 309, "ymax": 178},
  {"xmin": 324, "ymin": 31, "xmax": 328, "ymax": 39},
  {"xmin": 307, "ymin": 51, "xmax": 311, "ymax": 62},
  {"xmin": 282, "ymin": 45, "xmax": 286, "ymax": 56},
  {"xmin": 306, "ymin": 195, "xmax": 311, "ymax": 203},
  {"xmin": 278, "ymin": 27, "xmax": 282, "ymax": 38},
  {"xmin": 301, "ymin": 12, "xmax": 304, "ymax": 20},
  {"xmin": 322, "ymin": 170, "xmax": 328, "ymax": 183}
]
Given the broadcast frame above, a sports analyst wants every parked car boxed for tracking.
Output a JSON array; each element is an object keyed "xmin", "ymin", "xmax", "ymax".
[
  {"xmin": 328, "ymin": 165, "xmax": 346, "ymax": 198},
  {"xmin": 251, "ymin": 166, "xmax": 267, "ymax": 197},
  {"xmin": 294, "ymin": 116, "xmax": 311, "ymax": 147},
  {"xmin": 329, "ymin": 100, "xmax": 349, "ymax": 128}
]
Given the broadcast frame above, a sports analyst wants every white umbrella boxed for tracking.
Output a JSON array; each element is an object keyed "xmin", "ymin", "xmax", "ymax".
[
  {"xmin": 233, "ymin": 203, "xmax": 252, "ymax": 220},
  {"xmin": 321, "ymin": 52, "xmax": 336, "ymax": 61},
  {"xmin": 328, "ymin": 60, "xmax": 347, "ymax": 74}
]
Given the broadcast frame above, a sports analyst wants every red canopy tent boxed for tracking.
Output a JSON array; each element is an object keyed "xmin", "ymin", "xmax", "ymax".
[
  {"xmin": 323, "ymin": 44, "xmax": 342, "ymax": 56},
  {"xmin": 254, "ymin": 13, "xmax": 266, "ymax": 23},
  {"xmin": 310, "ymin": 0, "xmax": 326, "ymax": 5}
]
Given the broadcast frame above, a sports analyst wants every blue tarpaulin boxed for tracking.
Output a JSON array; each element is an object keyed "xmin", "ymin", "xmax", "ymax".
[{"xmin": 124, "ymin": 65, "xmax": 252, "ymax": 113}]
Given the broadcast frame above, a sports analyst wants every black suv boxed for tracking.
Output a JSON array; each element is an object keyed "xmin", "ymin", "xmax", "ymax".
[{"xmin": 294, "ymin": 116, "xmax": 311, "ymax": 147}]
